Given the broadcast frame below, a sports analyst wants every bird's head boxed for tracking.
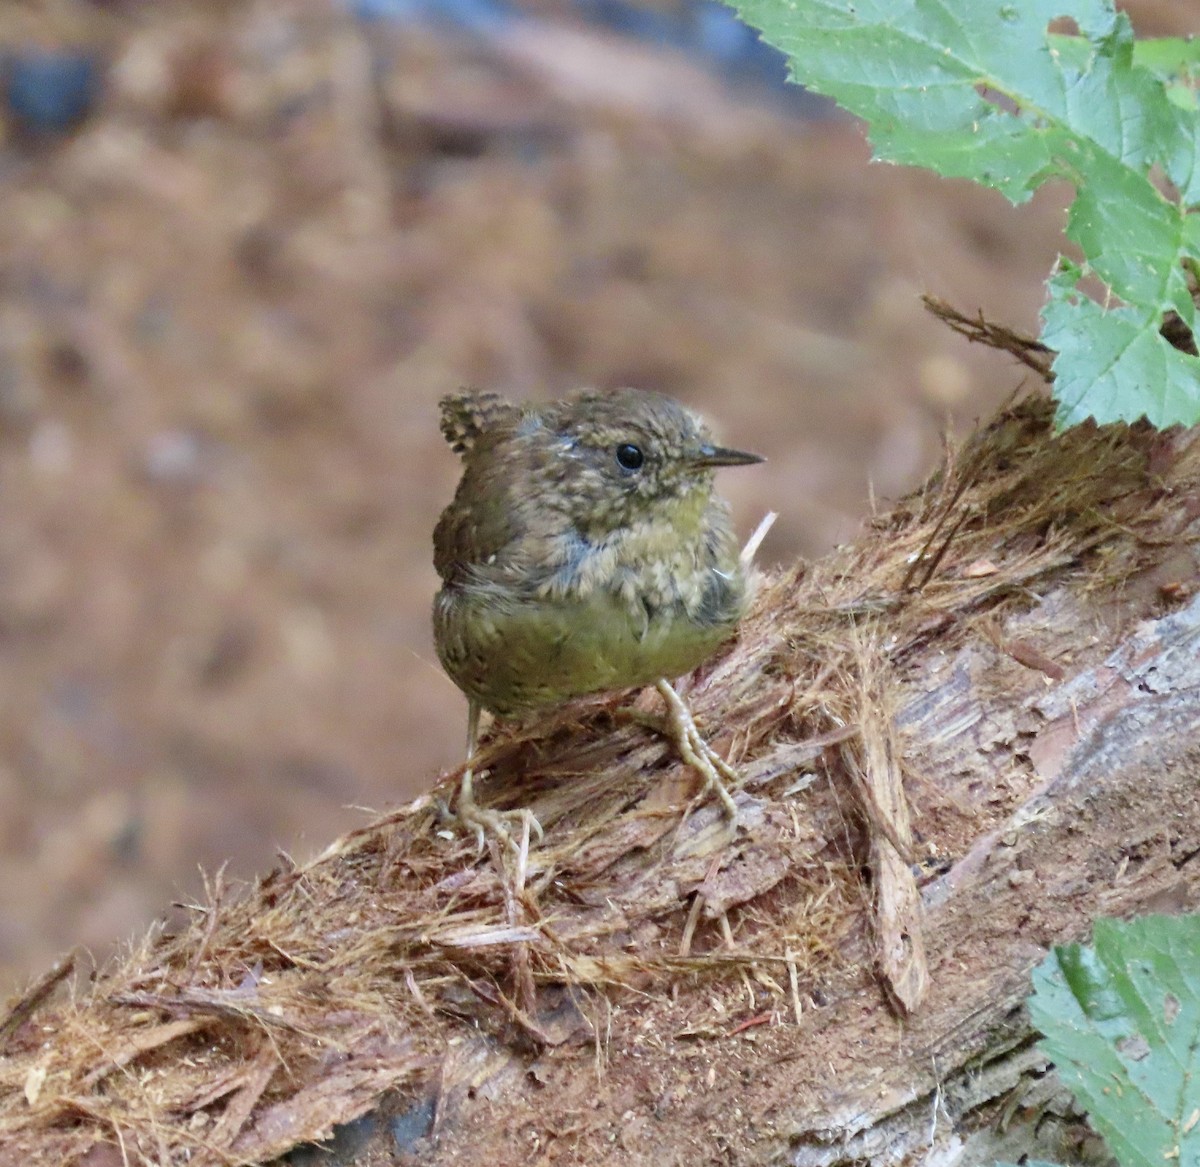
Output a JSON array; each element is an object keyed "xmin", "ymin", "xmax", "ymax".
[{"xmin": 530, "ymin": 388, "xmax": 762, "ymax": 538}]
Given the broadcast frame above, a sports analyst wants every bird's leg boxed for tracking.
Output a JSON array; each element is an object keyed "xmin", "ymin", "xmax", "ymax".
[
  {"xmin": 654, "ymin": 679, "xmax": 740, "ymax": 831},
  {"xmin": 455, "ymin": 700, "xmax": 544, "ymax": 856}
]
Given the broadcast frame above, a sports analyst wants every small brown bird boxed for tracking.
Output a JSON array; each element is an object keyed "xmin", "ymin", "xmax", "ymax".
[{"xmin": 433, "ymin": 387, "xmax": 763, "ymax": 851}]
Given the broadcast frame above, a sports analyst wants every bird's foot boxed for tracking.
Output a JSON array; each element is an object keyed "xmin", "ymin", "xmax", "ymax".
[
  {"xmin": 455, "ymin": 782, "xmax": 544, "ymax": 858},
  {"xmin": 655, "ymin": 680, "xmax": 740, "ymax": 835}
]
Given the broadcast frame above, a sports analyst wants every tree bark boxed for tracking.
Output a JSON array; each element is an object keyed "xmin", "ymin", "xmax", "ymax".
[{"xmin": 2, "ymin": 395, "xmax": 1198, "ymax": 1167}]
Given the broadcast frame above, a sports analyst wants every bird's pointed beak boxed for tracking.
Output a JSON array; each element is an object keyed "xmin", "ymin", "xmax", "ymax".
[{"xmin": 691, "ymin": 443, "xmax": 765, "ymax": 469}]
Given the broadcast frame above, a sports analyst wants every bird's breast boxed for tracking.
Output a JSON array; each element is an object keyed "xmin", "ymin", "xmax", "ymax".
[
  {"xmin": 534, "ymin": 505, "xmax": 739, "ymax": 619},
  {"xmin": 433, "ymin": 512, "xmax": 746, "ymax": 715}
]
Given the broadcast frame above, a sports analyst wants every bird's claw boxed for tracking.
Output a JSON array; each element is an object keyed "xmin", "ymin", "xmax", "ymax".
[
  {"xmin": 457, "ymin": 800, "xmax": 543, "ymax": 858},
  {"xmin": 656, "ymin": 679, "xmax": 741, "ymax": 832}
]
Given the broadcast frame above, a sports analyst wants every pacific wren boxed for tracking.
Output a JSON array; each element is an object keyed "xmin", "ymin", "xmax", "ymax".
[{"xmin": 433, "ymin": 387, "xmax": 762, "ymax": 851}]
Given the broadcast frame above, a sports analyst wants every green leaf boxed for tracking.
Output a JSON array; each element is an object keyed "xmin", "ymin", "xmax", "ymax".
[
  {"xmin": 1043, "ymin": 265, "xmax": 1200, "ymax": 428},
  {"xmin": 1030, "ymin": 915, "xmax": 1200, "ymax": 1167},
  {"xmin": 1133, "ymin": 37, "xmax": 1200, "ymax": 86},
  {"xmin": 727, "ymin": 0, "xmax": 1200, "ymax": 427}
]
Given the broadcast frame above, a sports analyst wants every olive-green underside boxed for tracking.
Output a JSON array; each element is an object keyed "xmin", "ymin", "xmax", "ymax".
[{"xmin": 434, "ymin": 585, "xmax": 737, "ymax": 716}]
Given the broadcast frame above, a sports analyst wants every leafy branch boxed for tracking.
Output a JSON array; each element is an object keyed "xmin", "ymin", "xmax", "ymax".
[{"xmin": 727, "ymin": 0, "xmax": 1200, "ymax": 428}]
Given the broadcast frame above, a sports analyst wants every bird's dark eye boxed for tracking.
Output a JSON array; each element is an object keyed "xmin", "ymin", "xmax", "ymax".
[{"xmin": 615, "ymin": 443, "xmax": 644, "ymax": 471}]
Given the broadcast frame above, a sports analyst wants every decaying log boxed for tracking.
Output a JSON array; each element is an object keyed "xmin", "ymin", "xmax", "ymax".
[{"xmin": 1, "ymin": 391, "xmax": 1198, "ymax": 1167}]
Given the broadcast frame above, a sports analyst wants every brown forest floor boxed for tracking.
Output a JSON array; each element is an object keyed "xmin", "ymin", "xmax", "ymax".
[{"xmin": 0, "ymin": 0, "xmax": 1192, "ymax": 993}]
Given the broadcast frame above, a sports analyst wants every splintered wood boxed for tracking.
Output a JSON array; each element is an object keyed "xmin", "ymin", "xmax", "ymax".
[
  {"xmin": 843, "ymin": 641, "xmax": 928, "ymax": 1016},
  {"xmin": 2, "ymin": 395, "xmax": 1199, "ymax": 1166}
]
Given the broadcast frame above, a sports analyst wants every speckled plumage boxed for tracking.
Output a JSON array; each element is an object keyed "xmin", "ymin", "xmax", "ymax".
[{"xmin": 432, "ymin": 387, "xmax": 761, "ymax": 717}]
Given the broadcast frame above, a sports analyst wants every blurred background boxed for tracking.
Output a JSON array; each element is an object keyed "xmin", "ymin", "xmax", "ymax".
[{"xmin": 0, "ymin": 0, "xmax": 1189, "ymax": 992}]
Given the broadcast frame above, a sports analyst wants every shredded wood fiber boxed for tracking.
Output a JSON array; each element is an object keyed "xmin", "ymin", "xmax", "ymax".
[{"xmin": 2, "ymin": 388, "xmax": 1196, "ymax": 1166}]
